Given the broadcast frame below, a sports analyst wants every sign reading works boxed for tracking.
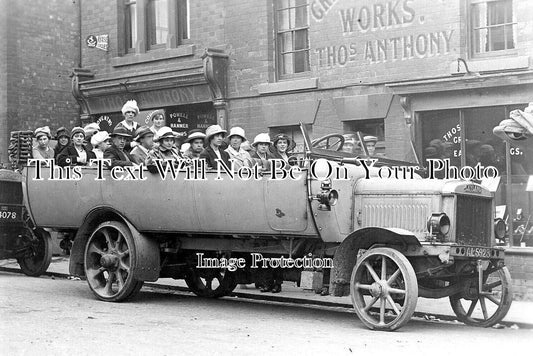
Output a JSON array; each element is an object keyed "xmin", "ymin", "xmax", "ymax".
[{"xmin": 310, "ymin": 0, "xmax": 456, "ymax": 68}]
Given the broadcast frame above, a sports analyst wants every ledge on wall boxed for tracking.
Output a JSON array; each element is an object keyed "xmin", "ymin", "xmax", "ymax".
[
  {"xmin": 450, "ymin": 55, "xmax": 530, "ymax": 75},
  {"xmin": 257, "ymin": 77, "xmax": 318, "ymax": 95},
  {"xmin": 111, "ymin": 45, "xmax": 195, "ymax": 67}
]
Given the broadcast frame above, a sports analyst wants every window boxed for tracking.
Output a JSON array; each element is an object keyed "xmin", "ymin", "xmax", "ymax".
[
  {"xmin": 470, "ymin": 0, "xmax": 517, "ymax": 56},
  {"xmin": 275, "ymin": 0, "xmax": 310, "ymax": 78},
  {"xmin": 122, "ymin": 0, "xmax": 189, "ymax": 54}
]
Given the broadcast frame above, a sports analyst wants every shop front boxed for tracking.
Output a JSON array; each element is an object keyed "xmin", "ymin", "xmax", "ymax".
[
  {"xmin": 70, "ymin": 49, "xmax": 228, "ymax": 142},
  {"xmin": 389, "ymin": 70, "xmax": 533, "ymax": 247}
]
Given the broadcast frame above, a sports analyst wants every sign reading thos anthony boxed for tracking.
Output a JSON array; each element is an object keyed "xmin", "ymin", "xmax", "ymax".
[
  {"xmin": 86, "ymin": 34, "xmax": 109, "ymax": 51},
  {"xmin": 313, "ymin": 0, "xmax": 454, "ymax": 67}
]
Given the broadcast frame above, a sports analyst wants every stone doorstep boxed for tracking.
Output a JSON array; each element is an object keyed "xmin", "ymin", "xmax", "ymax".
[{"xmin": 1, "ymin": 256, "xmax": 532, "ymax": 327}]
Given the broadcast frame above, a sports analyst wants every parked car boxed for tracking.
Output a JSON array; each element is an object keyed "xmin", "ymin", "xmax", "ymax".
[{"xmin": 19, "ymin": 124, "xmax": 511, "ymax": 331}]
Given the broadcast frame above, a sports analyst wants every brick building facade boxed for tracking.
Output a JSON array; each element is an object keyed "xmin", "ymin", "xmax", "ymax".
[{"xmin": 0, "ymin": 0, "xmax": 81, "ymax": 165}]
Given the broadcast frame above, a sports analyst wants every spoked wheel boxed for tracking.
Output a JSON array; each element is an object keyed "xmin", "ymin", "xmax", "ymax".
[
  {"xmin": 84, "ymin": 221, "xmax": 143, "ymax": 302},
  {"xmin": 185, "ymin": 264, "xmax": 237, "ymax": 298},
  {"xmin": 450, "ymin": 266, "xmax": 512, "ymax": 327},
  {"xmin": 17, "ymin": 228, "xmax": 53, "ymax": 277},
  {"xmin": 350, "ymin": 247, "xmax": 418, "ymax": 331}
]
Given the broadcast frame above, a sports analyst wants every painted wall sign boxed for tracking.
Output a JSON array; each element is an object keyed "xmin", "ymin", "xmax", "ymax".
[
  {"xmin": 312, "ymin": 0, "xmax": 455, "ymax": 67},
  {"xmin": 86, "ymin": 34, "xmax": 109, "ymax": 51}
]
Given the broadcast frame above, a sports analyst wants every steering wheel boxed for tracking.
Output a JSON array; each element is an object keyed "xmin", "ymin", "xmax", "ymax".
[{"xmin": 311, "ymin": 134, "xmax": 346, "ymax": 151}]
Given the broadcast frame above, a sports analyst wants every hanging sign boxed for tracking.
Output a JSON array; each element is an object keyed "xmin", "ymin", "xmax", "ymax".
[{"xmin": 86, "ymin": 34, "xmax": 109, "ymax": 51}]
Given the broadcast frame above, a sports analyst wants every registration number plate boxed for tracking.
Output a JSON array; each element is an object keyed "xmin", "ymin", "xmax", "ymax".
[
  {"xmin": 0, "ymin": 205, "xmax": 22, "ymax": 223},
  {"xmin": 465, "ymin": 247, "xmax": 491, "ymax": 258}
]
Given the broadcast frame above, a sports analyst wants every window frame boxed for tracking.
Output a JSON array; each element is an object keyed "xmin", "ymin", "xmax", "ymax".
[
  {"xmin": 274, "ymin": 0, "xmax": 311, "ymax": 80},
  {"xmin": 468, "ymin": 0, "xmax": 518, "ymax": 58},
  {"xmin": 121, "ymin": 0, "xmax": 189, "ymax": 56}
]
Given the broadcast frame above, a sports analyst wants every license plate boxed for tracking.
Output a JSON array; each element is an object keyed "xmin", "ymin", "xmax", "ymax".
[
  {"xmin": 0, "ymin": 205, "xmax": 22, "ymax": 223},
  {"xmin": 465, "ymin": 247, "xmax": 491, "ymax": 258}
]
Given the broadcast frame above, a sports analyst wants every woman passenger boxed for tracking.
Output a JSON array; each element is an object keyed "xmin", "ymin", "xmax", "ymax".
[
  {"xmin": 199, "ymin": 125, "xmax": 231, "ymax": 170},
  {"xmin": 225, "ymin": 126, "xmax": 253, "ymax": 170},
  {"xmin": 57, "ymin": 127, "xmax": 96, "ymax": 166},
  {"xmin": 115, "ymin": 100, "xmax": 140, "ymax": 152},
  {"xmin": 147, "ymin": 126, "xmax": 182, "ymax": 165},
  {"xmin": 147, "ymin": 109, "xmax": 166, "ymax": 136},
  {"xmin": 250, "ymin": 133, "xmax": 273, "ymax": 171},
  {"xmin": 54, "ymin": 127, "xmax": 70, "ymax": 158},
  {"xmin": 90, "ymin": 131, "xmax": 111, "ymax": 160},
  {"xmin": 270, "ymin": 133, "xmax": 292, "ymax": 168},
  {"xmin": 32, "ymin": 126, "xmax": 54, "ymax": 160}
]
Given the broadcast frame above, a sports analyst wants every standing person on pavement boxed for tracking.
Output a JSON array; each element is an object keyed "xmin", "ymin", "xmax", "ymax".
[
  {"xmin": 225, "ymin": 127, "xmax": 253, "ymax": 170},
  {"xmin": 54, "ymin": 127, "xmax": 70, "ymax": 158},
  {"xmin": 57, "ymin": 127, "xmax": 96, "ymax": 166},
  {"xmin": 104, "ymin": 126, "xmax": 135, "ymax": 168},
  {"xmin": 200, "ymin": 125, "xmax": 231, "ymax": 170},
  {"xmin": 115, "ymin": 99, "xmax": 140, "ymax": 152},
  {"xmin": 32, "ymin": 126, "xmax": 55, "ymax": 160},
  {"xmin": 130, "ymin": 126, "xmax": 154, "ymax": 165}
]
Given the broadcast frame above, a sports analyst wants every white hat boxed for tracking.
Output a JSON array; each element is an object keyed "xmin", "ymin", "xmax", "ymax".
[
  {"xmin": 363, "ymin": 135, "xmax": 378, "ymax": 143},
  {"xmin": 83, "ymin": 122, "xmax": 100, "ymax": 135},
  {"xmin": 180, "ymin": 142, "xmax": 190, "ymax": 154},
  {"xmin": 205, "ymin": 125, "xmax": 227, "ymax": 142},
  {"xmin": 154, "ymin": 126, "xmax": 177, "ymax": 142},
  {"xmin": 34, "ymin": 126, "xmax": 51, "ymax": 139},
  {"xmin": 91, "ymin": 131, "xmax": 110, "ymax": 146},
  {"xmin": 252, "ymin": 133, "xmax": 271, "ymax": 147},
  {"xmin": 121, "ymin": 100, "xmax": 139, "ymax": 115},
  {"xmin": 228, "ymin": 126, "xmax": 247, "ymax": 141}
]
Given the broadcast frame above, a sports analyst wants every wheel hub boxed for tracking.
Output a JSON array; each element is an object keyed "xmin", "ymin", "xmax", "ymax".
[
  {"xmin": 369, "ymin": 281, "xmax": 388, "ymax": 298},
  {"xmin": 100, "ymin": 254, "xmax": 119, "ymax": 270}
]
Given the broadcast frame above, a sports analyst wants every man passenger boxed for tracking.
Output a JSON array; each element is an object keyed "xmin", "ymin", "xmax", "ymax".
[
  {"xmin": 104, "ymin": 126, "xmax": 135, "ymax": 168},
  {"xmin": 130, "ymin": 126, "xmax": 154, "ymax": 165}
]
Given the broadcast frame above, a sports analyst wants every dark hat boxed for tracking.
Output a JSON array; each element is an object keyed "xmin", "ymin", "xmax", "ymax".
[
  {"xmin": 70, "ymin": 127, "xmax": 85, "ymax": 138},
  {"xmin": 134, "ymin": 126, "xmax": 154, "ymax": 142},
  {"xmin": 110, "ymin": 126, "xmax": 132, "ymax": 138},
  {"xmin": 55, "ymin": 127, "xmax": 70, "ymax": 139}
]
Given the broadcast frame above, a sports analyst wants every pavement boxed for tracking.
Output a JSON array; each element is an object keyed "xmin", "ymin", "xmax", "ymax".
[{"xmin": 1, "ymin": 256, "xmax": 533, "ymax": 329}]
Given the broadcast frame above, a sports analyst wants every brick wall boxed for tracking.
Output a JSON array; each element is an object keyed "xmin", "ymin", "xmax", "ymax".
[
  {"xmin": 506, "ymin": 248, "xmax": 533, "ymax": 301},
  {"xmin": 1, "ymin": 0, "xmax": 80, "ymax": 164}
]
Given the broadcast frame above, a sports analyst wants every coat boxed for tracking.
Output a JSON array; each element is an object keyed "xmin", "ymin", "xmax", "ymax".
[
  {"xmin": 57, "ymin": 144, "xmax": 96, "ymax": 167},
  {"xmin": 199, "ymin": 146, "xmax": 231, "ymax": 170},
  {"xmin": 130, "ymin": 145, "xmax": 150, "ymax": 165},
  {"xmin": 104, "ymin": 144, "xmax": 134, "ymax": 168},
  {"xmin": 269, "ymin": 149, "xmax": 290, "ymax": 169},
  {"xmin": 225, "ymin": 146, "xmax": 254, "ymax": 170},
  {"xmin": 115, "ymin": 120, "xmax": 139, "ymax": 152},
  {"xmin": 250, "ymin": 150, "xmax": 273, "ymax": 171}
]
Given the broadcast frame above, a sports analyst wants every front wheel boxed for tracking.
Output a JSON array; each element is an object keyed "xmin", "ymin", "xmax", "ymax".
[
  {"xmin": 350, "ymin": 247, "xmax": 418, "ymax": 331},
  {"xmin": 84, "ymin": 221, "xmax": 143, "ymax": 302},
  {"xmin": 450, "ymin": 266, "xmax": 512, "ymax": 327},
  {"xmin": 17, "ymin": 228, "xmax": 53, "ymax": 277}
]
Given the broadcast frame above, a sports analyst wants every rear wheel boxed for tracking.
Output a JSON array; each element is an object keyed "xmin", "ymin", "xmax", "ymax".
[
  {"xmin": 17, "ymin": 228, "xmax": 53, "ymax": 277},
  {"xmin": 84, "ymin": 221, "xmax": 143, "ymax": 302},
  {"xmin": 350, "ymin": 247, "xmax": 418, "ymax": 331},
  {"xmin": 450, "ymin": 266, "xmax": 512, "ymax": 327}
]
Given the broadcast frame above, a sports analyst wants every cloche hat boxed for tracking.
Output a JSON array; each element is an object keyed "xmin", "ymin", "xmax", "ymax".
[
  {"xmin": 70, "ymin": 127, "xmax": 85, "ymax": 138},
  {"xmin": 121, "ymin": 100, "xmax": 139, "ymax": 115},
  {"xmin": 55, "ymin": 127, "xmax": 70, "ymax": 140},
  {"xmin": 228, "ymin": 127, "xmax": 247, "ymax": 142},
  {"xmin": 83, "ymin": 122, "xmax": 100, "ymax": 136},
  {"xmin": 272, "ymin": 133, "xmax": 292, "ymax": 148},
  {"xmin": 204, "ymin": 124, "xmax": 227, "ymax": 143},
  {"xmin": 34, "ymin": 126, "xmax": 51, "ymax": 139},
  {"xmin": 185, "ymin": 129, "xmax": 206, "ymax": 143},
  {"xmin": 252, "ymin": 133, "xmax": 271, "ymax": 147},
  {"xmin": 154, "ymin": 126, "xmax": 177, "ymax": 142}
]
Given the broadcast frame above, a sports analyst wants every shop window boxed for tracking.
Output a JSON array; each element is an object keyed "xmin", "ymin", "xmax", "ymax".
[
  {"xmin": 122, "ymin": 0, "xmax": 189, "ymax": 54},
  {"xmin": 470, "ymin": 0, "xmax": 517, "ymax": 56},
  {"xmin": 275, "ymin": 0, "xmax": 310, "ymax": 78}
]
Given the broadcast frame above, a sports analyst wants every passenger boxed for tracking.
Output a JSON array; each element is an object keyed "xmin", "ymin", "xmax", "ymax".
[
  {"xmin": 53, "ymin": 127, "xmax": 70, "ymax": 158},
  {"xmin": 32, "ymin": 126, "xmax": 55, "ymax": 160},
  {"xmin": 270, "ymin": 133, "xmax": 292, "ymax": 168},
  {"xmin": 225, "ymin": 127, "xmax": 253, "ymax": 170},
  {"xmin": 250, "ymin": 133, "xmax": 273, "ymax": 171},
  {"xmin": 199, "ymin": 125, "xmax": 231, "ymax": 170},
  {"xmin": 115, "ymin": 99, "xmax": 140, "ymax": 152},
  {"xmin": 103, "ymin": 126, "xmax": 135, "ymax": 168},
  {"xmin": 83, "ymin": 122, "xmax": 100, "ymax": 151},
  {"xmin": 146, "ymin": 126, "xmax": 182, "ymax": 165},
  {"xmin": 182, "ymin": 129, "xmax": 206, "ymax": 160},
  {"xmin": 147, "ymin": 109, "xmax": 166, "ymax": 136},
  {"xmin": 130, "ymin": 126, "xmax": 154, "ymax": 165},
  {"xmin": 363, "ymin": 135, "xmax": 378, "ymax": 156},
  {"xmin": 90, "ymin": 131, "xmax": 111, "ymax": 160},
  {"xmin": 57, "ymin": 127, "xmax": 96, "ymax": 166}
]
